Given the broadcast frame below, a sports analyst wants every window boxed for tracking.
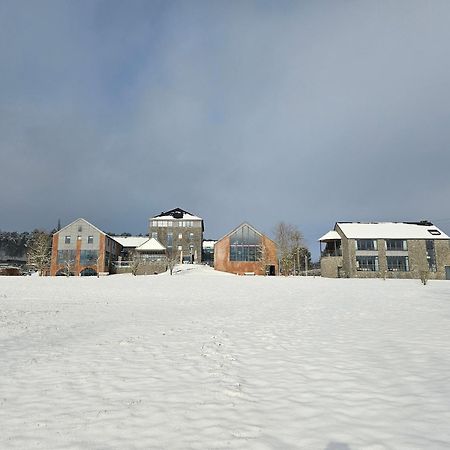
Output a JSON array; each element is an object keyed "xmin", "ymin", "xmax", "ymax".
[
  {"xmin": 387, "ymin": 256, "xmax": 409, "ymax": 271},
  {"xmin": 80, "ymin": 250, "xmax": 98, "ymax": 266},
  {"xmin": 356, "ymin": 239, "xmax": 377, "ymax": 251},
  {"xmin": 229, "ymin": 224, "xmax": 262, "ymax": 262},
  {"xmin": 189, "ymin": 233, "xmax": 194, "ymax": 240},
  {"xmin": 426, "ymin": 240, "xmax": 437, "ymax": 272},
  {"xmin": 78, "ymin": 225, "xmax": 82, "ymax": 232},
  {"xmin": 151, "ymin": 232, "xmax": 158, "ymax": 239},
  {"xmin": 385, "ymin": 240, "xmax": 407, "ymax": 251},
  {"xmin": 64, "ymin": 236, "xmax": 71, "ymax": 244},
  {"xmin": 57, "ymin": 249, "xmax": 76, "ymax": 264},
  {"xmin": 167, "ymin": 233, "xmax": 173, "ymax": 248},
  {"xmin": 178, "ymin": 233, "xmax": 182, "ymax": 239},
  {"xmin": 356, "ymin": 256, "xmax": 379, "ymax": 271},
  {"xmin": 177, "ymin": 245, "xmax": 182, "ymax": 250},
  {"xmin": 87, "ymin": 236, "xmax": 94, "ymax": 244},
  {"xmin": 428, "ymin": 229, "xmax": 441, "ymax": 236}
]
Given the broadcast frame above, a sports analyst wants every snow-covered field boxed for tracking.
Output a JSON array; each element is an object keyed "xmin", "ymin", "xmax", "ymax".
[{"xmin": 1, "ymin": 266, "xmax": 450, "ymax": 450}]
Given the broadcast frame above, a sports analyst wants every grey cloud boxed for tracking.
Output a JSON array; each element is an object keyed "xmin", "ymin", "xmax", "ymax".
[{"xmin": 1, "ymin": 0, "xmax": 450, "ymax": 257}]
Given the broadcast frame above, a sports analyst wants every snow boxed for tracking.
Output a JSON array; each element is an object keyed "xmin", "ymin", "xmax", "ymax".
[
  {"xmin": 318, "ymin": 230, "xmax": 341, "ymax": 241},
  {"xmin": 1, "ymin": 266, "xmax": 450, "ymax": 449},
  {"xmin": 111, "ymin": 236, "xmax": 149, "ymax": 248},
  {"xmin": 136, "ymin": 237, "xmax": 166, "ymax": 252},
  {"xmin": 337, "ymin": 222, "xmax": 449, "ymax": 240},
  {"xmin": 152, "ymin": 214, "xmax": 203, "ymax": 221},
  {"xmin": 202, "ymin": 240, "xmax": 216, "ymax": 249}
]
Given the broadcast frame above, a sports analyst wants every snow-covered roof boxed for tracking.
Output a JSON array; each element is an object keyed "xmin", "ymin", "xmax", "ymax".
[
  {"xmin": 153, "ymin": 214, "xmax": 202, "ymax": 221},
  {"xmin": 111, "ymin": 236, "xmax": 148, "ymax": 248},
  {"xmin": 318, "ymin": 230, "xmax": 341, "ymax": 242},
  {"xmin": 136, "ymin": 238, "xmax": 166, "ymax": 252},
  {"xmin": 336, "ymin": 222, "xmax": 449, "ymax": 240},
  {"xmin": 151, "ymin": 207, "xmax": 203, "ymax": 221},
  {"xmin": 202, "ymin": 240, "xmax": 217, "ymax": 249}
]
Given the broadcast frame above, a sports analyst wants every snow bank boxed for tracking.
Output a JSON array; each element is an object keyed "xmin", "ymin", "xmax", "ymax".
[{"xmin": 1, "ymin": 267, "xmax": 450, "ymax": 449}]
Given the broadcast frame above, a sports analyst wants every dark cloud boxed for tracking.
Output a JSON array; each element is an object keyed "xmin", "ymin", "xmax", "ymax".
[{"xmin": 1, "ymin": 0, "xmax": 450, "ymax": 257}]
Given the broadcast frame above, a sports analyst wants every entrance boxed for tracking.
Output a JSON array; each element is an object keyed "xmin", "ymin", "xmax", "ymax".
[
  {"xmin": 446, "ymin": 266, "xmax": 450, "ymax": 280},
  {"xmin": 266, "ymin": 265, "xmax": 276, "ymax": 276}
]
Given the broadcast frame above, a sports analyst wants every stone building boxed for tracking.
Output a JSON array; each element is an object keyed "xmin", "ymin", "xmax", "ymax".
[
  {"xmin": 319, "ymin": 221, "xmax": 450, "ymax": 280},
  {"xmin": 149, "ymin": 208, "xmax": 203, "ymax": 263},
  {"xmin": 50, "ymin": 218, "xmax": 122, "ymax": 276},
  {"xmin": 214, "ymin": 223, "xmax": 278, "ymax": 275}
]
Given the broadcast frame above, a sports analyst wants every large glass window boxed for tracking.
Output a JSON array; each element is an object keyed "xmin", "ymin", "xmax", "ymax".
[
  {"xmin": 57, "ymin": 249, "xmax": 76, "ymax": 264},
  {"xmin": 386, "ymin": 240, "xmax": 407, "ymax": 251},
  {"xmin": 229, "ymin": 225, "xmax": 262, "ymax": 262},
  {"xmin": 426, "ymin": 240, "xmax": 437, "ymax": 272},
  {"xmin": 356, "ymin": 256, "xmax": 379, "ymax": 271},
  {"xmin": 387, "ymin": 256, "xmax": 409, "ymax": 271},
  {"xmin": 356, "ymin": 239, "xmax": 377, "ymax": 251},
  {"xmin": 167, "ymin": 233, "xmax": 173, "ymax": 248},
  {"xmin": 80, "ymin": 250, "xmax": 98, "ymax": 266}
]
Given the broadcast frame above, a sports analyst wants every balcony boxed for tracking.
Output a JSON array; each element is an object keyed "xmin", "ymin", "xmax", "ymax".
[{"xmin": 321, "ymin": 249, "xmax": 342, "ymax": 258}]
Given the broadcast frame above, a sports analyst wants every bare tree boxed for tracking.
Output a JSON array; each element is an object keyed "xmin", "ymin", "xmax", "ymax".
[
  {"xmin": 166, "ymin": 248, "xmax": 179, "ymax": 275},
  {"xmin": 63, "ymin": 257, "xmax": 75, "ymax": 277},
  {"xmin": 26, "ymin": 231, "xmax": 51, "ymax": 276},
  {"xmin": 274, "ymin": 222, "xmax": 308, "ymax": 276},
  {"xmin": 131, "ymin": 254, "xmax": 141, "ymax": 276}
]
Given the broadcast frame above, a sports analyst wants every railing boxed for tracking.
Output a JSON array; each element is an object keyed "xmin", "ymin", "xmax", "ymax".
[
  {"xmin": 113, "ymin": 258, "xmax": 167, "ymax": 268},
  {"xmin": 321, "ymin": 250, "xmax": 342, "ymax": 257},
  {"xmin": 112, "ymin": 261, "xmax": 132, "ymax": 268}
]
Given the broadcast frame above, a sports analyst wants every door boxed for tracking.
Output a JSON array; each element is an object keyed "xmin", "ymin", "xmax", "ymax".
[{"xmin": 446, "ymin": 266, "xmax": 450, "ymax": 280}]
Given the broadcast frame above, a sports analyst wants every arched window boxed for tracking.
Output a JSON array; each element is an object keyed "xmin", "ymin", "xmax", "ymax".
[
  {"xmin": 229, "ymin": 225, "xmax": 262, "ymax": 262},
  {"xmin": 56, "ymin": 269, "xmax": 74, "ymax": 276}
]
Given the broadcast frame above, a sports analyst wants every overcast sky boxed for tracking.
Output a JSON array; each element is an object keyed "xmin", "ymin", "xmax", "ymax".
[{"xmin": 1, "ymin": 0, "xmax": 450, "ymax": 258}]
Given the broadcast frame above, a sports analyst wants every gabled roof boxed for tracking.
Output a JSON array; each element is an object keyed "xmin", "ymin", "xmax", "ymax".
[
  {"xmin": 55, "ymin": 218, "xmax": 106, "ymax": 236},
  {"xmin": 152, "ymin": 207, "xmax": 202, "ymax": 221},
  {"xmin": 136, "ymin": 237, "xmax": 166, "ymax": 252},
  {"xmin": 318, "ymin": 230, "xmax": 341, "ymax": 242},
  {"xmin": 111, "ymin": 236, "xmax": 149, "ymax": 248},
  {"xmin": 217, "ymin": 222, "xmax": 276, "ymax": 245},
  {"xmin": 336, "ymin": 221, "xmax": 449, "ymax": 240}
]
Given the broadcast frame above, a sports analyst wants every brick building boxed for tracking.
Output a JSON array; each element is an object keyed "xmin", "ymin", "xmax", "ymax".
[
  {"xmin": 214, "ymin": 223, "xmax": 278, "ymax": 275},
  {"xmin": 50, "ymin": 218, "xmax": 121, "ymax": 276},
  {"xmin": 149, "ymin": 208, "xmax": 203, "ymax": 263},
  {"xmin": 319, "ymin": 221, "xmax": 450, "ymax": 280}
]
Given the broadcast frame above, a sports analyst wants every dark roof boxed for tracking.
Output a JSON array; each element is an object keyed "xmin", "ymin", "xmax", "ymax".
[{"xmin": 154, "ymin": 207, "xmax": 195, "ymax": 219}]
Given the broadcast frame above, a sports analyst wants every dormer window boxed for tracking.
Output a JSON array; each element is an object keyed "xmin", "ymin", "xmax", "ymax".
[{"xmin": 428, "ymin": 229, "xmax": 441, "ymax": 236}]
